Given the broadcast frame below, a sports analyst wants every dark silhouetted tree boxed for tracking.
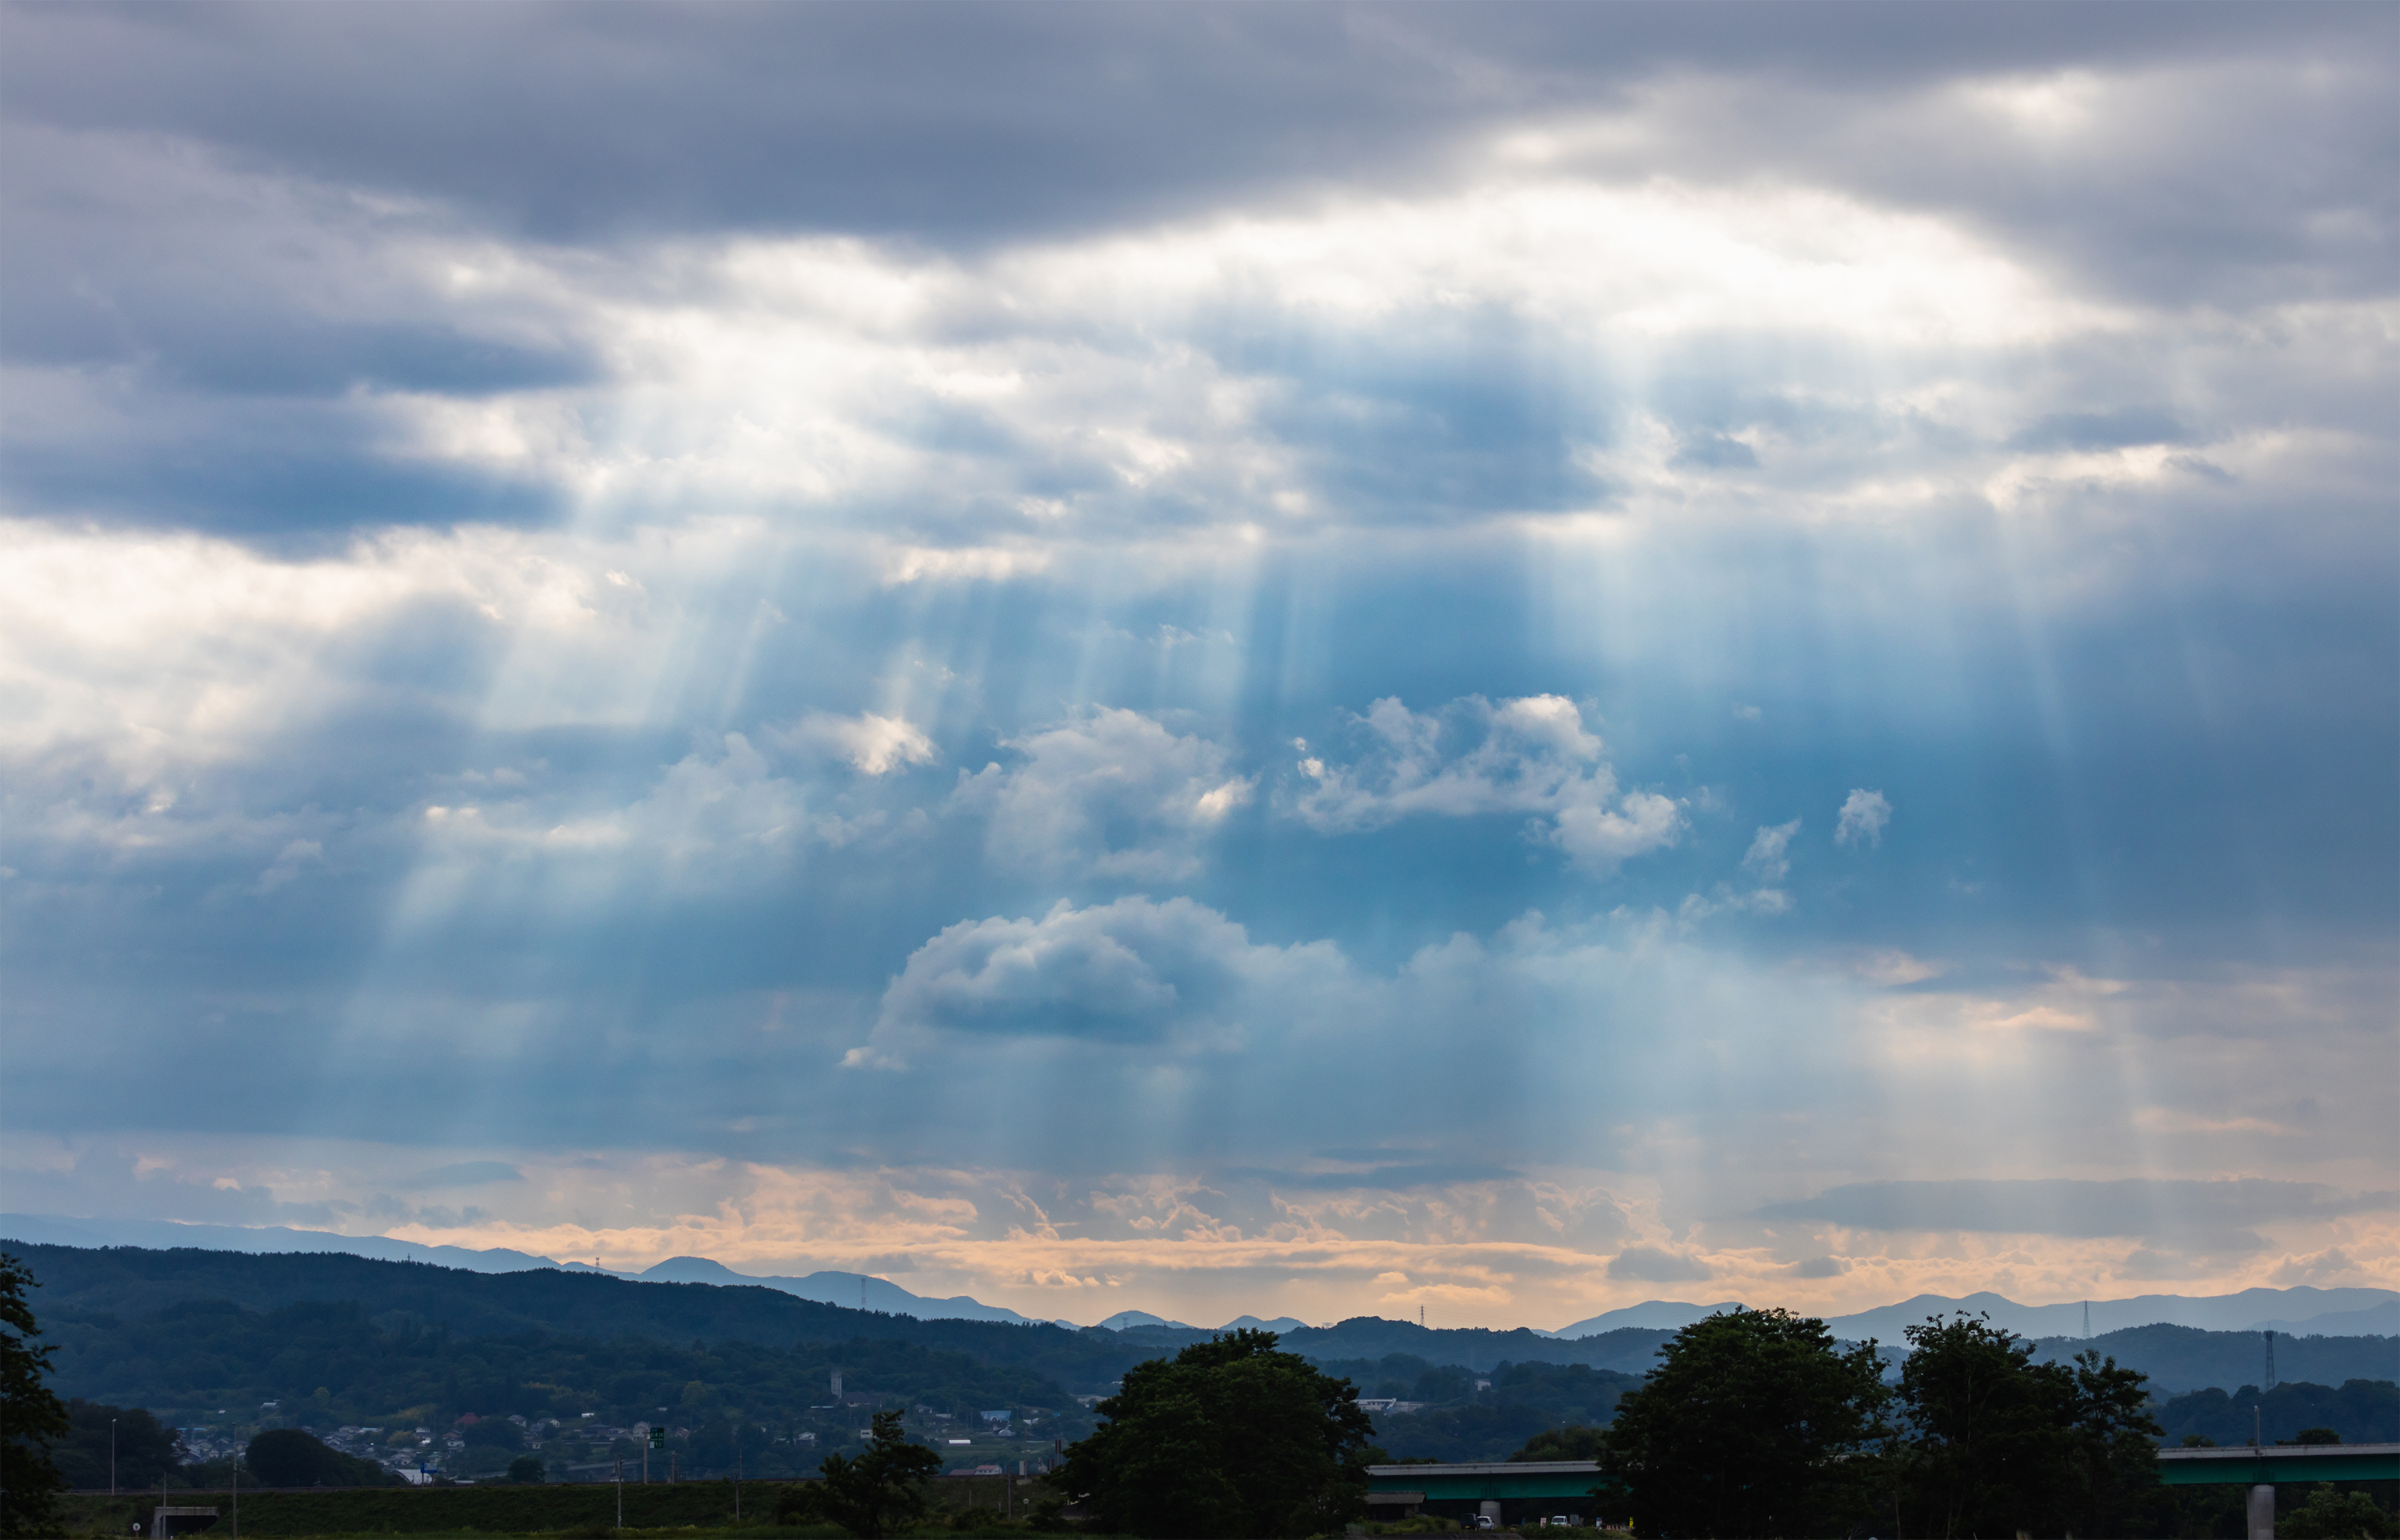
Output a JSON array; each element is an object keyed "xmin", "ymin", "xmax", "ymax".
[
  {"xmin": 1509, "ymin": 1424, "xmax": 1606, "ymax": 1462},
  {"xmin": 2281, "ymin": 1485, "xmax": 2395, "ymax": 1539},
  {"xmin": 56, "ymin": 1401, "xmax": 185, "ymax": 1490},
  {"xmin": 1894, "ymin": 1313, "xmax": 2164, "ymax": 1538},
  {"xmin": 786, "ymin": 1408, "xmax": 942, "ymax": 1538},
  {"xmin": 1, "ymin": 1253, "xmax": 69, "ymax": 1538},
  {"xmin": 1599, "ymin": 1306, "xmax": 1891, "ymax": 1538},
  {"xmin": 1058, "ymin": 1329, "xmax": 1379, "ymax": 1539},
  {"xmin": 245, "ymin": 1428, "xmax": 396, "ymax": 1487}
]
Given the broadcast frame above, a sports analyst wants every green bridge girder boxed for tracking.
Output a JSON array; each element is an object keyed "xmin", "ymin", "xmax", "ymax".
[
  {"xmin": 1366, "ymin": 1462, "xmax": 1603, "ymax": 1502},
  {"xmin": 2155, "ymin": 1443, "xmax": 2400, "ymax": 1486},
  {"xmin": 1368, "ymin": 1445, "xmax": 2400, "ymax": 1503}
]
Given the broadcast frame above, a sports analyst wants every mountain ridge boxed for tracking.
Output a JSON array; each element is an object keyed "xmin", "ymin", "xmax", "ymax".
[{"xmin": 6, "ymin": 1213, "xmax": 2393, "ymax": 1341}]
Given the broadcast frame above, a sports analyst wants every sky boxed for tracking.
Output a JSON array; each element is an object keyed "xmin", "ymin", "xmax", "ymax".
[{"xmin": 2, "ymin": 1, "xmax": 2394, "ymax": 1331}]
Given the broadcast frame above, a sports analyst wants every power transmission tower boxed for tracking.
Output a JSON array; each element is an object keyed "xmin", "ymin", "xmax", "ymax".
[{"xmin": 2264, "ymin": 1330, "xmax": 2276, "ymax": 1390}]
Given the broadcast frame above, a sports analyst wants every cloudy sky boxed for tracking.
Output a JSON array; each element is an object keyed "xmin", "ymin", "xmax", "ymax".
[{"xmin": 2, "ymin": 1, "xmax": 2394, "ymax": 1330}]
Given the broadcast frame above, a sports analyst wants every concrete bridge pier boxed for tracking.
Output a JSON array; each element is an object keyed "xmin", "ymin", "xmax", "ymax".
[
  {"xmin": 1480, "ymin": 1501, "xmax": 1502, "ymax": 1526},
  {"xmin": 2247, "ymin": 1482, "xmax": 2275, "ymax": 1540}
]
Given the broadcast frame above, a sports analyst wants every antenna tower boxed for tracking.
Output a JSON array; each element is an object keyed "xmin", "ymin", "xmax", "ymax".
[
  {"xmin": 2083, "ymin": 1300, "xmax": 2090, "ymax": 1338},
  {"xmin": 2264, "ymin": 1330, "xmax": 2276, "ymax": 1390}
]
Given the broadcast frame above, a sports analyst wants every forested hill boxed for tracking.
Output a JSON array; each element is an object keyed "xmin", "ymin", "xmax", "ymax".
[
  {"xmin": 1122, "ymin": 1317, "xmax": 1679, "ymax": 1374},
  {"xmin": 39, "ymin": 1294, "xmax": 1078, "ymax": 1451},
  {"xmin": 16, "ymin": 1242, "xmax": 2397, "ymax": 1402},
  {"xmin": 12, "ymin": 1243, "xmax": 1146, "ymax": 1391},
  {"xmin": 2033, "ymin": 1322, "xmax": 2398, "ymax": 1394},
  {"xmin": 15, "ymin": 1242, "xmax": 1684, "ymax": 1379}
]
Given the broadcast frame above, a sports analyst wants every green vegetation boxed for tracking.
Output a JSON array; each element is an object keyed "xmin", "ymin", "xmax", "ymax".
[
  {"xmin": 1341, "ymin": 1358, "xmax": 1637, "ymax": 1463},
  {"xmin": 50, "ymin": 1481, "xmax": 829, "ymax": 1535},
  {"xmin": 1058, "ymin": 1329, "xmax": 1378, "ymax": 1538},
  {"xmin": 35, "ymin": 1290, "xmax": 1080, "ymax": 1455},
  {"xmin": 776, "ymin": 1409, "xmax": 943, "ymax": 1537},
  {"xmin": 15, "ymin": 1243, "xmax": 1142, "ymax": 1394},
  {"xmin": 2, "ymin": 1251, "xmax": 70, "ymax": 1538},
  {"xmin": 1598, "ymin": 1306, "xmax": 1892, "ymax": 1538},
  {"xmin": 1506, "ymin": 1423, "xmax": 1604, "ymax": 1462},
  {"xmin": 2157, "ymin": 1378, "xmax": 2400, "ymax": 1447},
  {"xmin": 1892, "ymin": 1313, "xmax": 2166, "ymax": 1538},
  {"xmin": 2282, "ymin": 1484, "xmax": 2399, "ymax": 1540},
  {"xmin": 56, "ymin": 1398, "xmax": 183, "ymax": 1490},
  {"xmin": 2030, "ymin": 1322, "xmax": 2400, "ymax": 1395},
  {"xmin": 14, "ymin": 1244, "xmax": 2400, "ymax": 1538},
  {"xmin": 246, "ymin": 1427, "xmax": 404, "ymax": 1487}
]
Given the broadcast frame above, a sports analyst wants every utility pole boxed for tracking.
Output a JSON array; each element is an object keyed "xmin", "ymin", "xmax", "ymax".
[
  {"xmin": 615, "ymin": 1459, "xmax": 623, "ymax": 1530},
  {"xmin": 111, "ymin": 1418, "xmax": 118, "ymax": 1496},
  {"xmin": 230, "ymin": 1450, "xmax": 238, "ymax": 1538},
  {"xmin": 734, "ymin": 1429, "xmax": 741, "ymax": 1522}
]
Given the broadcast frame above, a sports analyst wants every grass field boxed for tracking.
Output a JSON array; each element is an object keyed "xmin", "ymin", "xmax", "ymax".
[{"xmin": 50, "ymin": 1478, "xmax": 1071, "ymax": 1538}]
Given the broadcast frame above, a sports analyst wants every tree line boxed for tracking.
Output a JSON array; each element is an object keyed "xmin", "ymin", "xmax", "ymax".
[
  {"xmin": 1034, "ymin": 1310, "xmax": 2396, "ymax": 1538},
  {"xmin": 12, "ymin": 1246, "xmax": 2399, "ymax": 1539},
  {"xmin": 36, "ymin": 1290, "xmax": 1079, "ymax": 1435}
]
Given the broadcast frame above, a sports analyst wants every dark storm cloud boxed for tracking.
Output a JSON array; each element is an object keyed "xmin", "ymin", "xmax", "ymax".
[
  {"xmin": 1756, "ymin": 1178, "xmax": 2400, "ymax": 1252},
  {"xmin": 0, "ymin": 2, "xmax": 2377, "ymax": 251}
]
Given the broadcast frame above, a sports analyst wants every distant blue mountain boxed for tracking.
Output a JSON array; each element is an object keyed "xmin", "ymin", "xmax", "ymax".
[
  {"xmin": 2250, "ymin": 1300, "xmax": 2400, "ymax": 1337},
  {"xmin": 1091, "ymin": 1310, "xmax": 1312, "ymax": 1334},
  {"xmin": 0, "ymin": 1212, "xmax": 562, "ymax": 1274},
  {"xmin": 1821, "ymin": 1286, "xmax": 2400, "ymax": 1342},
  {"xmin": 0, "ymin": 1215, "xmax": 1044, "ymax": 1327},
  {"xmin": 1549, "ymin": 1287, "xmax": 2398, "ymax": 1342},
  {"xmin": 1550, "ymin": 1300, "xmax": 1746, "ymax": 1337},
  {"xmin": 6, "ymin": 1214, "xmax": 2391, "ymax": 1342},
  {"xmin": 638, "ymin": 1254, "xmax": 1042, "ymax": 1326}
]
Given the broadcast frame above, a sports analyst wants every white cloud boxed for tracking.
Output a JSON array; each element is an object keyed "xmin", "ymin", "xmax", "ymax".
[
  {"xmin": 951, "ymin": 708, "xmax": 1252, "ymax": 881},
  {"xmin": 1678, "ymin": 886, "xmax": 1793, "ymax": 923},
  {"xmin": 1607, "ymin": 1245, "xmax": 1714, "ymax": 1282},
  {"xmin": 1854, "ymin": 950, "xmax": 1945, "ymax": 986},
  {"xmin": 775, "ymin": 711, "xmax": 938, "ymax": 776},
  {"xmin": 1294, "ymin": 695, "xmax": 1682, "ymax": 875},
  {"xmin": 250, "ymin": 838, "xmax": 325, "ymax": 895},
  {"xmin": 854, "ymin": 894, "xmax": 1346, "ymax": 1067},
  {"xmin": 1742, "ymin": 818, "xmax": 1802, "ymax": 882},
  {"xmin": 1835, "ymin": 789, "xmax": 1892, "ymax": 847},
  {"xmin": 407, "ymin": 732, "xmax": 871, "ymax": 901}
]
